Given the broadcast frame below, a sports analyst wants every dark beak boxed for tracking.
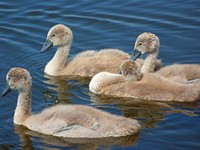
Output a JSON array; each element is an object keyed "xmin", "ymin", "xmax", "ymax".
[
  {"xmin": 131, "ymin": 49, "xmax": 142, "ymax": 60},
  {"xmin": 41, "ymin": 39, "xmax": 53, "ymax": 53},
  {"xmin": 2, "ymin": 83, "xmax": 12, "ymax": 97}
]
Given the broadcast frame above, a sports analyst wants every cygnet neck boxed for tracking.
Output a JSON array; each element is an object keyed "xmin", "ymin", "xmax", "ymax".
[
  {"xmin": 124, "ymin": 72, "xmax": 143, "ymax": 81},
  {"xmin": 44, "ymin": 44, "xmax": 71, "ymax": 76},
  {"xmin": 141, "ymin": 52, "xmax": 158, "ymax": 73},
  {"xmin": 14, "ymin": 84, "xmax": 31, "ymax": 125}
]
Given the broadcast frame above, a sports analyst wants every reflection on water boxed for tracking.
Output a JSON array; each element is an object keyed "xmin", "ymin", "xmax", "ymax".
[
  {"xmin": 90, "ymin": 93, "xmax": 199, "ymax": 128},
  {"xmin": 14, "ymin": 125, "xmax": 139, "ymax": 150},
  {"xmin": 43, "ymin": 74, "xmax": 91, "ymax": 105},
  {"xmin": 43, "ymin": 74, "xmax": 71, "ymax": 105}
]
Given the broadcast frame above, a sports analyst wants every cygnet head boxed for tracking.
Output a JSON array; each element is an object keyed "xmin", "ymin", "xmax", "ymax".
[
  {"xmin": 132, "ymin": 32, "xmax": 160, "ymax": 60},
  {"xmin": 41, "ymin": 24, "xmax": 73, "ymax": 52},
  {"xmin": 2, "ymin": 67, "xmax": 31, "ymax": 96},
  {"xmin": 120, "ymin": 60, "xmax": 142, "ymax": 81}
]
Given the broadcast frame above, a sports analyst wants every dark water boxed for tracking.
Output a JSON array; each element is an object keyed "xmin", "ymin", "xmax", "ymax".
[{"xmin": 0, "ymin": 0, "xmax": 200, "ymax": 149}]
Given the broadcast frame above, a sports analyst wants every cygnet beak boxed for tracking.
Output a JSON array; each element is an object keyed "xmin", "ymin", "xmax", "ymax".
[
  {"xmin": 2, "ymin": 82, "xmax": 12, "ymax": 97},
  {"xmin": 131, "ymin": 49, "xmax": 142, "ymax": 60},
  {"xmin": 41, "ymin": 39, "xmax": 53, "ymax": 52}
]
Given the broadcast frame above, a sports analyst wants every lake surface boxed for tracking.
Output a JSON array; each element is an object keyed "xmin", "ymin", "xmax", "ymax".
[{"xmin": 0, "ymin": 0, "xmax": 200, "ymax": 149}]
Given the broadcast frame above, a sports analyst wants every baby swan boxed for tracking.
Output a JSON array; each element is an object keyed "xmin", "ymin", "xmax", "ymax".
[
  {"xmin": 2, "ymin": 67, "xmax": 140, "ymax": 138},
  {"xmin": 132, "ymin": 32, "xmax": 160, "ymax": 73},
  {"xmin": 89, "ymin": 60, "xmax": 200, "ymax": 102},
  {"xmin": 41, "ymin": 24, "xmax": 131, "ymax": 77},
  {"xmin": 89, "ymin": 60, "xmax": 142, "ymax": 94},
  {"xmin": 133, "ymin": 32, "xmax": 200, "ymax": 82}
]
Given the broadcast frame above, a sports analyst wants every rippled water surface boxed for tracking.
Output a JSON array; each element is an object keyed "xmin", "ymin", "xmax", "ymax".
[{"xmin": 0, "ymin": 0, "xmax": 200, "ymax": 149}]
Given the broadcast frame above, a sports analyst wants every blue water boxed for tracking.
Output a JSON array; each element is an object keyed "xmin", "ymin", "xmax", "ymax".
[{"xmin": 0, "ymin": 0, "xmax": 200, "ymax": 149}]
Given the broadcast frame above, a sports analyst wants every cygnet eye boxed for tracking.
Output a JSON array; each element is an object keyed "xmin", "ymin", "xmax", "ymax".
[
  {"xmin": 52, "ymin": 34, "xmax": 55, "ymax": 37},
  {"xmin": 138, "ymin": 42, "xmax": 142, "ymax": 46},
  {"xmin": 8, "ymin": 77, "xmax": 11, "ymax": 80}
]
